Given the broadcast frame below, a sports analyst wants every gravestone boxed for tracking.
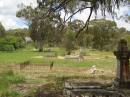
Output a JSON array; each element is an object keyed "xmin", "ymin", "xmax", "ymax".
[{"xmin": 114, "ymin": 39, "xmax": 130, "ymax": 88}]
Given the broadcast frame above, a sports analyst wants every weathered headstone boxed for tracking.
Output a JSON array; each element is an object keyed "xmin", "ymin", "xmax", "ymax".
[{"xmin": 114, "ymin": 39, "xmax": 130, "ymax": 88}]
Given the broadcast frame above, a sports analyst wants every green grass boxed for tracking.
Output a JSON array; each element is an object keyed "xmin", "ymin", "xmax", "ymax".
[
  {"xmin": 0, "ymin": 48, "xmax": 116, "ymax": 70},
  {"xmin": 0, "ymin": 70, "xmax": 24, "ymax": 97},
  {"xmin": 0, "ymin": 47, "xmax": 65, "ymax": 64},
  {"xmin": 0, "ymin": 70, "xmax": 25, "ymax": 88},
  {"xmin": 0, "ymin": 51, "xmax": 40, "ymax": 65}
]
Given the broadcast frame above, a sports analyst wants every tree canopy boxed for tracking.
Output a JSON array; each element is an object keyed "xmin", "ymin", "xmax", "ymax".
[
  {"xmin": 17, "ymin": 0, "xmax": 127, "ymax": 36},
  {"xmin": 16, "ymin": 0, "xmax": 128, "ymax": 51},
  {"xmin": 36, "ymin": 0, "xmax": 127, "ymax": 35}
]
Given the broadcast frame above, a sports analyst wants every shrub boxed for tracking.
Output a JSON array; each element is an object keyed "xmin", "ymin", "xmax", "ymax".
[
  {"xmin": 5, "ymin": 35, "xmax": 25, "ymax": 49},
  {"xmin": 0, "ymin": 35, "xmax": 25, "ymax": 51},
  {"xmin": 0, "ymin": 44, "xmax": 15, "ymax": 51}
]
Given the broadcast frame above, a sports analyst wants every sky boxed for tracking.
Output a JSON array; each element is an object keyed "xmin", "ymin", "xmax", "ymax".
[
  {"xmin": 0, "ymin": 0, "xmax": 130, "ymax": 30},
  {"xmin": 0, "ymin": 0, "xmax": 37, "ymax": 30}
]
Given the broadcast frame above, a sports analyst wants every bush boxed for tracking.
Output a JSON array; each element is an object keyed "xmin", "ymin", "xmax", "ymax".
[
  {"xmin": 5, "ymin": 35, "xmax": 25, "ymax": 49},
  {"xmin": 0, "ymin": 35, "xmax": 25, "ymax": 51},
  {"xmin": 0, "ymin": 44, "xmax": 15, "ymax": 51}
]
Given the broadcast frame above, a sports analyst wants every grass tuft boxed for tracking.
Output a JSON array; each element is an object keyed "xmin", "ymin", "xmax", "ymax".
[{"xmin": 0, "ymin": 70, "xmax": 25, "ymax": 97}]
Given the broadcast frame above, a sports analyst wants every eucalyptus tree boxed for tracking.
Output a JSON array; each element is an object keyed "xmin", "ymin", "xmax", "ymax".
[
  {"xmin": 35, "ymin": 0, "xmax": 126, "ymax": 37},
  {"xmin": 17, "ymin": 0, "xmax": 127, "ymax": 51},
  {"xmin": 87, "ymin": 19, "xmax": 122, "ymax": 50},
  {"xmin": 17, "ymin": 2, "xmax": 63, "ymax": 51}
]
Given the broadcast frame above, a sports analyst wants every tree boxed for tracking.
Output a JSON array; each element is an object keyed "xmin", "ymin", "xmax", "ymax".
[
  {"xmin": 118, "ymin": 27, "xmax": 127, "ymax": 33},
  {"xmin": 7, "ymin": 28, "xmax": 29, "ymax": 40},
  {"xmin": 0, "ymin": 22, "xmax": 5, "ymax": 37},
  {"xmin": 64, "ymin": 28, "xmax": 76, "ymax": 55},
  {"xmin": 17, "ymin": 0, "xmax": 126, "ymax": 39},
  {"xmin": 16, "ymin": 0, "xmax": 127, "ymax": 51},
  {"xmin": 35, "ymin": 0, "xmax": 126, "ymax": 37},
  {"xmin": 86, "ymin": 19, "xmax": 122, "ymax": 50},
  {"xmin": 17, "ymin": 3, "xmax": 63, "ymax": 51}
]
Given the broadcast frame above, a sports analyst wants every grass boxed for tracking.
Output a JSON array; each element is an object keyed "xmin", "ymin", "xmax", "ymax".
[
  {"xmin": 0, "ymin": 48, "xmax": 117, "ymax": 82},
  {"xmin": 0, "ymin": 48, "xmax": 117, "ymax": 79},
  {"xmin": 0, "ymin": 48, "xmax": 117, "ymax": 97},
  {"xmin": 0, "ymin": 48, "xmax": 116, "ymax": 69},
  {"xmin": 0, "ymin": 51, "xmax": 40, "ymax": 65},
  {"xmin": 0, "ymin": 47, "xmax": 65, "ymax": 64},
  {"xmin": 0, "ymin": 70, "xmax": 25, "ymax": 97}
]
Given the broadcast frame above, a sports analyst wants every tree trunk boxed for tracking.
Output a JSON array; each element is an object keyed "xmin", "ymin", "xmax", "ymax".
[{"xmin": 38, "ymin": 40, "xmax": 43, "ymax": 52}]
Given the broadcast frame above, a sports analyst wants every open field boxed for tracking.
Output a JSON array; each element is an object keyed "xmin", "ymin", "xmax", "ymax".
[
  {"xmin": 0, "ymin": 48, "xmax": 117, "ymax": 80},
  {"xmin": 0, "ymin": 48, "xmax": 116, "ymax": 67}
]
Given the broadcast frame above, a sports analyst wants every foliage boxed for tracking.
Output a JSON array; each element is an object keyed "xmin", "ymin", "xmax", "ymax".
[
  {"xmin": 16, "ymin": 0, "xmax": 126, "ymax": 51},
  {"xmin": 81, "ymin": 19, "xmax": 123, "ymax": 51},
  {"xmin": 34, "ymin": 0, "xmax": 125, "ymax": 21},
  {"xmin": 34, "ymin": 0, "xmax": 126, "ymax": 36},
  {"xmin": 0, "ymin": 44, "xmax": 15, "ymax": 51},
  {"xmin": 16, "ymin": 0, "xmax": 128, "ymax": 52},
  {"xmin": 17, "ymin": 2, "xmax": 63, "ymax": 52},
  {"xmin": 7, "ymin": 28, "xmax": 29, "ymax": 41},
  {"xmin": 64, "ymin": 28, "xmax": 77, "ymax": 54},
  {"xmin": 0, "ymin": 34, "xmax": 25, "ymax": 51}
]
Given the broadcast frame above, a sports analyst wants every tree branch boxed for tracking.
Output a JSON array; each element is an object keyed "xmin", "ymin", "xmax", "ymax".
[
  {"xmin": 52, "ymin": 0, "xmax": 71, "ymax": 12},
  {"xmin": 64, "ymin": 6, "xmax": 92, "ymax": 23},
  {"xmin": 75, "ymin": 6, "xmax": 93, "ymax": 38},
  {"xmin": 41, "ymin": 0, "xmax": 71, "ymax": 18}
]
